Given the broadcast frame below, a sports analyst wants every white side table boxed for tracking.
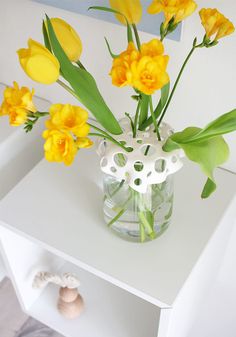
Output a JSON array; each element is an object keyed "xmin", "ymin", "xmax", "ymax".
[
  {"xmin": 0, "ymin": 83, "xmax": 50, "ymax": 281},
  {"xmin": 0, "ymin": 149, "xmax": 235, "ymax": 337}
]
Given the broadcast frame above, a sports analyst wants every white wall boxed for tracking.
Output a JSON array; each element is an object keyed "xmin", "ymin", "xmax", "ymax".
[{"xmin": 0, "ymin": 0, "xmax": 235, "ymax": 172}]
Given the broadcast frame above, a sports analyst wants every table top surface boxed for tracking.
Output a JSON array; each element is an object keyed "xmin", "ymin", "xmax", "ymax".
[{"xmin": 0, "ymin": 147, "xmax": 235, "ymax": 307}]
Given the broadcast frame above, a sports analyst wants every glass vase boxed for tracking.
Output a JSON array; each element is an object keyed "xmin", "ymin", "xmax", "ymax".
[{"xmin": 103, "ymin": 172, "xmax": 174, "ymax": 243}]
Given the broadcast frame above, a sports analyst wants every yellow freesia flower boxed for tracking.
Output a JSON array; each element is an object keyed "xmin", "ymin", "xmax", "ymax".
[
  {"xmin": 110, "ymin": 39, "xmax": 169, "ymax": 95},
  {"xmin": 148, "ymin": 0, "xmax": 197, "ymax": 26},
  {"xmin": 141, "ymin": 39, "xmax": 164, "ymax": 57},
  {"xmin": 109, "ymin": 0, "xmax": 142, "ymax": 25},
  {"xmin": 76, "ymin": 137, "xmax": 93, "ymax": 149},
  {"xmin": 42, "ymin": 129, "xmax": 78, "ymax": 166},
  {"xmin": 131, "ymin": 55, "xmax": 169, "ymax": 95},
  {"xmin": 17, "ymin": 39, "xmax": 60, "ymax": 84},
  {"xmin": 110, "ymin": 42, "xmax": 139, "ymax": 87},
  {"xmin": 50, "ymin": 18, "xmax": 83, "ymax": 62},
  {"xmin": 46, "ymin": 103, "xmax": 90, "ymax": 137},
  {"xmin": 0, "ymin": 81, "xmax": 36, "ymax": 126},
  {"xmin": 199, "ymin": 8, "xmax": 235, "ymax": 41}
]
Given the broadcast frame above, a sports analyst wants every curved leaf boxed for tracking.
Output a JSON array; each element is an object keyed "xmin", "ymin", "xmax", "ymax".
[
  {"xmin": 104, "ymin": 37, "xmax": 119, "ymax": 58},
  {"xmin": 163, "ymin": 126, "xmax": 230, "ymax": 198},
  {"xmin": 176, "ymin": 109, "xmax": 236, "ymax": 144},
  {"xmin": 46, "ymin": 15, "xmax": 122, "ymax": 135},
  {"xmin": 139, "ymin": 82, "xmax": 170, "ymax": 130}
]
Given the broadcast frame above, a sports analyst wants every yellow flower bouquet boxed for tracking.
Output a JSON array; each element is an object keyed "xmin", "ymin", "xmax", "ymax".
[{"xmin": 1, "ymin": 0, "xmax": 235, "ymax": 242}]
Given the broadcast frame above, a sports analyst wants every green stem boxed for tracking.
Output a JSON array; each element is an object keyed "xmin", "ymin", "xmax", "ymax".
[
  {"xmin": 76, "ymin": 60, "xmax": 87, "ymax": 71},
  {"xmin": 132, "ymin": 24, "xmax": 141, "ymax": 50},
  {"xmin": 133, "ymin": 100, "xmax": 141, "ymax": 137},
  {"xmin": 149, "ymin": 96, "xmax": 161, "ymax": 141},
  {"xmin": 88, "ymin": 130, "xmax": 130, "ymax": 153},
  {"xmin": 57, "ymin": 79, "xmax": 78, "ymax": 99},
  {"xmin": 157, "ymin": 44, "xmax": 196, "ymax": 127},
  {"xmin": 110, "ymin": 179, "xmax": 125, "ymax": 198},
  {"xmin": 107, "ymin": 209, "xmax": 126, "ymax": 227}
]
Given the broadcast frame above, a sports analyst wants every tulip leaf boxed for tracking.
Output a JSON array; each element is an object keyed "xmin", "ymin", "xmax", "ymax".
[
  {"xmin": 42, "ymin": 20, "xmax": 52, "ymax": 52},
  {"xmin": 138, "ymin": 94, "xmax": 149, "ymax": 127},
  {"xmin": 45, "ymin": 15, "xmax": 122, "ymax": 135},
  {"xmin": 139, "ymin": 82, "xmax": 170, "ymax": 130},
  {"xmin": 104, "ymin": 37, "xmax": 119, "ymax": 58},
  {"xmin": 181, "ymin": 109, "xmax": 236, "ymax": 143},
  {"xmin": 88, "ymin": 6, "xmax": 133, "ymax": 43},
  {"xmin": 163, "ymin": 127, "xmax": 230, "ymax": 198},
  {"xmin": 201, "ymin": 178, "xmax": 216, "ymax": 199}
]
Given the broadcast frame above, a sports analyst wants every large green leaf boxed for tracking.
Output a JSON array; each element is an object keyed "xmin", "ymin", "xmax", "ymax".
[
  {"xmin": 88, "ymin": 6, "xmax": 133, "ymax": 43},
  {"xmin": 163, "ymin": 127, "xmax": 230, "ymax": 198},
  {"xmin": 173, "ymin": 109, "xmax": 236, "ymax": 144},
  {"xmin": 139, "ymin": 82, "xmax": 170, "ymax": 130},
  {"xmin": 46, "ymin": 15, "xmax": 122, "ymax": 135}
]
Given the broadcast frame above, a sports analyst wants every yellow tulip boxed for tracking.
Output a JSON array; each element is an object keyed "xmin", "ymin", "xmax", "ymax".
[
  {"xmin": 17, "ymin": 39, "xmax": 60, "ymax": 84},
  {"xmin": 50, "ymin": 18, "xmax": 82, "ymax": 62},
  {"xmin": 109, "ymin": 0, "xmax": 142, "ymax": 25},
  {"xmin": 46, "ymin": 103, "xmax": 90, "ymax": 138},
  {"xmin": 42, "ymin": 129, "xmax": 78, "ymax": 166},
  {"xmin": 148, "ymin": 0, "xmax": 197, "ymax": 26},
  {"xmin": 199, "ymin": 8, "xmax": 235, "ymax": 41},
  {"xmin": 0, "ymin": 81, "xmax": 36, "ymax": 126}
]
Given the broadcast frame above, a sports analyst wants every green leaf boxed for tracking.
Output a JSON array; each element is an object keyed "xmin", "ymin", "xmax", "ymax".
[
  {"xmin": 88, "ymin": 6, "xmax": 133, "ymax": 43},
  {"xmin": 42, "ymin": 20, "xmax": 52, "ymax": 52},
  {"xmin": 161, "ymin": 82, "xmax": 170, "ymax": 107},
  {"xmin": 163, "ymin": 126, "xmax": 230, "ymax": 198},
  {"xmin": 138, "ymin": 94, "xmax": 149, "ymax": 127},
  {"xmin": 104, "ymin": 37, "xmax": 119, "ymax": 58},
  {"xmin": 139, "ymin": 82, "xmax": 170, "ymax": 130},
  {"xmin": 201, "ymin": 178, "xmax": 216, "ymax": 199},
  {"xmin": 46, "ymin": 15, "xmax": 122, "ymax": 135},
  {"xmin": 185, "ymin": 109, "xmax": 236, "ymax": 143}
]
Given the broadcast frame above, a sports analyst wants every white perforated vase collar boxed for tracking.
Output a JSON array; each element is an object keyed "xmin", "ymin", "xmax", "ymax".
[{"xmin": 97, "ymin": 119, "xmax": 184, "ymax": 193}]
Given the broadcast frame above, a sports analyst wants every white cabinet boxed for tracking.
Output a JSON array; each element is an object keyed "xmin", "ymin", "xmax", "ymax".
[{"xmin": 0, "ymin": 149, "xmax": 235, "ymax": 337}]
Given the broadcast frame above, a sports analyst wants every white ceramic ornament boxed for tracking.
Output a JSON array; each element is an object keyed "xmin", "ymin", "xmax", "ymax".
[{"xmin": 97, "ymin": 119, "xmax": 184, "ymax": 193}]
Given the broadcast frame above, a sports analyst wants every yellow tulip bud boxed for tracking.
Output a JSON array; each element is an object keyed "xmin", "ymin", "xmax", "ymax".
[
  {"xmin": 0, "ymin": 81, "xmax": 36, "ymax": 126},
  {"xmin": 50, "ymin": 18, "xmax": 82, "ymax": 62},
  {"xmin": 148, "ymin": 0, "xmax": 197, "ymax": 26},
  {"xmin": 199, "ymin": 8, "xmax": 235, "ymax": 41},
  {"xmin": 17, "ymin": 39, "xmax": 60, "ymax": 84},
  {"xmin": 109, "ymin": 0, "xmax": 142, "ymax": 25}
]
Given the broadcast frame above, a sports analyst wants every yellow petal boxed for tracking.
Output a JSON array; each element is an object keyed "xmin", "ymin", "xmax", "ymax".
[
  {"xmin": 50, "ymin": 18, "xmax": 83, "ymax": 62},
  {"xmin": 25, "ymin": 54, "xmax": 60, "ymax": 84},
  {"xmin": 109, "ymin": 0, "xmax": 142, "ymax": 25}
]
